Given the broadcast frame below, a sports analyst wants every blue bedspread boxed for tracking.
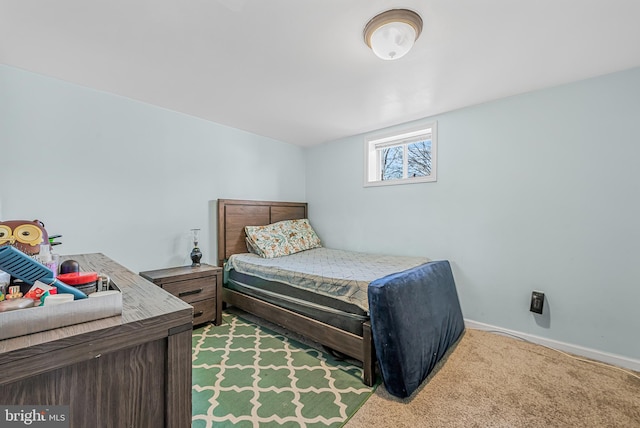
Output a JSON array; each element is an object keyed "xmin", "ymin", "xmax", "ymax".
[{"xmin": 368, "ymin": 260, "xmax": 465, "ymax": 398}]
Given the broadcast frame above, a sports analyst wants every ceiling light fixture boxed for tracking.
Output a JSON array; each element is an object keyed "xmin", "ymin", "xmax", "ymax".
[{"xmin": 363, "ymin": 9, "xmax": 423, "ymax": 61}]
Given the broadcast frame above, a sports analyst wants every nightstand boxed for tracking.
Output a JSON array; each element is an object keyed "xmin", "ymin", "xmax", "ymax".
[{"xmin": 140, "ymin": 264, "xmax": 222, "ymax": 326}]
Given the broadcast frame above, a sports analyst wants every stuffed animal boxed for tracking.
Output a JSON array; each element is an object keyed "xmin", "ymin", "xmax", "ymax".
[{"xmin": 0, "ymin": 220, "xmax": 48, "ymax": 255}]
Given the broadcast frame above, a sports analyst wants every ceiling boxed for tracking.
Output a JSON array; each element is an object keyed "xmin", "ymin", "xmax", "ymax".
[{"xmin": 2, "ymin": 0, "xmax": 640, "ymax": 147}]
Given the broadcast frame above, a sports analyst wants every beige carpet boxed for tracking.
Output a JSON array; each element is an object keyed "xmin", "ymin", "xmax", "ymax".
[{"xmin": 345, "ymin": 329, "xmax": 640, "ymax": 428}]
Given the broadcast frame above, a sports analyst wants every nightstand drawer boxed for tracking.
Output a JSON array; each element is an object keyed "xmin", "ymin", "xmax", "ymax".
[
  {"xmin": 191, "ymin": 298, "xmax": 216, "ymax": 325},
  {"xmin": 162, "ymin": 276, "xmax": 216, "ymax": 304}
]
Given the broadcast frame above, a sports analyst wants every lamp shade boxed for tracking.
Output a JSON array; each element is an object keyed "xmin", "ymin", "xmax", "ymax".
[{"xmin": 364, "ymin": 9, "xmax": 423, "ymax": 61}]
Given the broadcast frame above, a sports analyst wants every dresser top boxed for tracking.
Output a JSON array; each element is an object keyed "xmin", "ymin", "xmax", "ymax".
[
  {"xmin": 0, "ymin": 253, "xmax": 193, "ymax": 366},
  {"xmin": 140, "ymin": 263, "xmax": 222, "ymax": 282}
]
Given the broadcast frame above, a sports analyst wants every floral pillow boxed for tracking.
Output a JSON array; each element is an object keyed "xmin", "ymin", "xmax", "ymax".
[
  {"xmin": 245, "ymin": 219, "xmax": 321, "ymax": 258},
  {"xmin": 245, "ymin": 237, "xmax": 265, "ymax": 257}
]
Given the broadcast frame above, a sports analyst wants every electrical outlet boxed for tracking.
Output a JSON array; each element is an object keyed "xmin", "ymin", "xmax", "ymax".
[{"xmin": 530, "ymin": 291, "xmax": 544, "ymax": 314}]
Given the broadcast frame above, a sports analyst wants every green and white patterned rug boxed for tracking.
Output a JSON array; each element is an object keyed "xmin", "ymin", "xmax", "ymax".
[{"xmin": 192, "ymin": 312, "xmax": 376, "ymax": 428}]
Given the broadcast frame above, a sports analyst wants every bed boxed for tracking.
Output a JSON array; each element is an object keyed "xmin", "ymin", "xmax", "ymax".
[{"xmin": 217, "ymin": 199, "xmax": 465, "ymax": 398}]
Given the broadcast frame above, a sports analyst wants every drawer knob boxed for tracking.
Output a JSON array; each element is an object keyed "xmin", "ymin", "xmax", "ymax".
[{"xmin": 194, "ymin": 311, "xmax": 204, "ymax": 318}]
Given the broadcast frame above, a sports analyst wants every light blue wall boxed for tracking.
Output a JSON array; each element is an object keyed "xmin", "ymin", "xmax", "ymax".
[
  {"xmin": 3, "ymin": 63, "xmax": 639, "ymax": 361},
  {"xmin": 0, "ymin": 65, "xmax": 306, "ymax": 272},
  {"xmin": 306, "ymin": 68, "xmax": 640, "ymax": 360}
]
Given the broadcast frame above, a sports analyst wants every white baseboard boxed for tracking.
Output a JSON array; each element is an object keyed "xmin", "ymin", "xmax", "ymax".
[{"xmin": 464, "ymin": 319, "xmax": 640, "ymax": 373}]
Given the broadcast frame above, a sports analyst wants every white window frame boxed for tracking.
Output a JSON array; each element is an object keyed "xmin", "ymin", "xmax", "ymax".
[{"xmin": 364, "ymin": 122, "xmax": 437, "ymax": 187}]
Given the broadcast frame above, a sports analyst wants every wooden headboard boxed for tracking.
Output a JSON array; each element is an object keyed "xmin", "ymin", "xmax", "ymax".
[{"xmin": 216, "ymin": 199, "xmax": 308, "ymax": 266}]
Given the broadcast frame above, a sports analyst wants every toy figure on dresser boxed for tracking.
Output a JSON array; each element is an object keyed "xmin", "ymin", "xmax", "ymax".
[
  {"xmin": 0, "ymin": 219, "xmax": 48, "ymax": 255},
  {"xmin": 0, "ymin": 219, "xmax": 62, "ymax": 276},
  {"xmin": 190, "ymin": 228, "xmax": 202, "ymax": 267}
]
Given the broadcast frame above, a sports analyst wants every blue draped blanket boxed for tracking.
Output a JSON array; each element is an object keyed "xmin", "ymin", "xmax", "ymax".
[{"xmin": 368, "ymin": 260, "xmax": 465, "ymax": 398}]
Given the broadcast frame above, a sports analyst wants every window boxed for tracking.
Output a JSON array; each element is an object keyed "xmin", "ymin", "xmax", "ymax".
[{"xmin": 364, "ymin": 122, "xmax": 437, "ymax": 187}]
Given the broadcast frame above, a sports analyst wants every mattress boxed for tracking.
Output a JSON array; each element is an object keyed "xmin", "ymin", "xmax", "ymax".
[
  {"xmin": 226, "ymin": 269, "xmax": 368, "ymax": 335},
  {"xmin": 225, "ymin": 247, "xmax": 430, "ymax": 313}
]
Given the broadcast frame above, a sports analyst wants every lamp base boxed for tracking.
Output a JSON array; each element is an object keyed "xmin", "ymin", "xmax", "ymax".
[{"xmin": 190, "ymin": 247, "xmax": 202, "ymax": 267}]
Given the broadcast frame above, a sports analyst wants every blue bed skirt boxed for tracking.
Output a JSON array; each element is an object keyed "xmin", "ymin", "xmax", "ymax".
[{"xmin": 368, "ymin": 260, "xmax": 465, "ymax": 398}]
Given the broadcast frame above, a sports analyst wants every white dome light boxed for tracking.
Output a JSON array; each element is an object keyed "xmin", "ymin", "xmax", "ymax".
[{"xmin": 364, "ymin": 9, "xmax": 423, "ymax": 61}]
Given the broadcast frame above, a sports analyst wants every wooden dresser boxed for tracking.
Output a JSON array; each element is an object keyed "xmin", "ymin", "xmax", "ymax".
[
  {"xmin": 140, "ymin": 264, "xmax": 222, "ymax": 326},
  {"xmin": 0, "ymin": 253, "xmax": 193, "ymax": 428}
]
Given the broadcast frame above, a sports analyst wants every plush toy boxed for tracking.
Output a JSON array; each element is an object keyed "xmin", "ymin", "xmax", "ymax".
[{"xmin": 0, "ymin": 220, "xmax": 48, "ymax": 255}]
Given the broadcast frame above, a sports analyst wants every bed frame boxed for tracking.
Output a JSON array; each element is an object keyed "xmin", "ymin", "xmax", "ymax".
[{"xmin": 216, "ymin": 199, "xmax": 376, "ymax": 386}]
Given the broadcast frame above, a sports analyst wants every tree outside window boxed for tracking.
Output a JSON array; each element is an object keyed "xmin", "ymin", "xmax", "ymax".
[{"xmin": 380, "ymin": 139, "xmax": 432, "ymax": 181}]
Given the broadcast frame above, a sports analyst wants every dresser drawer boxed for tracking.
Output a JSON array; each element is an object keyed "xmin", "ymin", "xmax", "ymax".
[
  {"xmin": 191, "ymin": 298, "xmax": 216, "ymax": 325},
  {"xmin": 162, "ymin": 276, "xmax": 216, "ymax": 304}
]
